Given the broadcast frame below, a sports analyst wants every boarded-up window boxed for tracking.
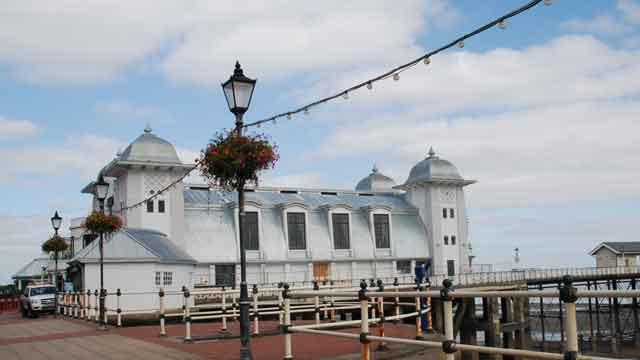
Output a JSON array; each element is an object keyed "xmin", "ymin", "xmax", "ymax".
[
  {"xmin": 332, "ymin": 213, "xmax": 350, "ymax": 249},
  {"xmin": 215, "ymin": 264, "xmax": 235, "ymax": 288},
  {"xmin": 287, "ymin": 212, "xmax": 306, "ymax": 250},
  {"xmin": 397, "ymin": 260, "xmax": 412, "ymax": 274},
  {"xmin": 374, "ymin": 214, "xmax": 390, "ymax": 248},
  {"xmin": 241, "ymin": 211, "xmax": 259, "ymax": 250}
]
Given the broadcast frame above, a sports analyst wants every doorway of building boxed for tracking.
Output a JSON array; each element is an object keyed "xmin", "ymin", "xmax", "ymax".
[
  {"xmin": 447, "ymin": 260, "xmax": 456, "ymax": 277},
  {"xmin": 313, "ymin": 263, "xmax": 329, "ymax": 282}
]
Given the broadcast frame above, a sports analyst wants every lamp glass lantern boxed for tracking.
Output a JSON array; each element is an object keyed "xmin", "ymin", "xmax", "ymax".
[
  {"xmin": 222, "ymin": 61, "xmax": 257, "ymax": 116},
  {"xmin": 51, "ymin": 211, "xmax": 62, "ymax": 232},
  {"xmin": 94, "ymin": 175, "xmax": 109, "ymax": 201}
]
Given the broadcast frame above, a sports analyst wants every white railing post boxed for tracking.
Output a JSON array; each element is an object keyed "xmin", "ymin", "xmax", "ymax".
[
  {"xmin": 159, "ymin": 288, "xmax": 166, "ymax": 337},
  {"xmin": 184, "ymin": 288, "xmax": 192, "ymax": 343},
  {"xmin": 221, "ymin": 286, "xmax": 228, "ymax": 332},
  {"xmin": 393, "ymin": 278, "xmax": 400, "ymax": 320},
  {"xmin": 283, "ymin": 283, "xmax": 293, "ymax": 360},
  {"xmin": 314, "ymin": 281, "xmax": 320, "ymax": 325},
  {"xmin": 278, "ymin": 283, "xmax": 284, "ymax": 325},
  {"xmin": 116, "ymin": 288, "xmax": 122, "ymax": 327},
  {"xmin": 442, "ymin": 279, "xmax": 456, "ymax": 360},
  {"xmin": 94, "ymin": 289, "xmax": 99, "ymax": 322},
  {"xmin": 103, "ymin": 290, "xmax": 108, "ymax": 325},
  {"xmin": 359, "ymin": 281, "xmax": 370, "ymax": 360},
  {"xmin": 252, "ymin": 284, "xmax": 259, "ymax": 336},
  {"xmin": 376, "ymin": 279, "xmax": 388, "ymax": 351},
  {"xmin": 560, "ymin": 276, "xmax": 579, "ymax": 359}
]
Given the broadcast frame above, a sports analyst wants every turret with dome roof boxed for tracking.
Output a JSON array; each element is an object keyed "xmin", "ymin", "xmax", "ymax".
[{"xmin": 355, "ymin": 164, "xmax": 396, "ymax": 192}]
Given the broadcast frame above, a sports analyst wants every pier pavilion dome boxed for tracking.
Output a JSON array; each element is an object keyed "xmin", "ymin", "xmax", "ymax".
[
  {"xmin": 119, "ymin": 125, "xmax": 182, "ymax": 165},
  {"xmin": 397, "ymin": 147, "xmax": 474, "ymax": 189},
  {"xmin": 355, "ymin": 165, "xmax": 396, "ymax": 192}
]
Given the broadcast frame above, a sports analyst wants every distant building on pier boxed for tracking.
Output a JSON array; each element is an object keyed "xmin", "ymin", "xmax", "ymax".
[{"xmin": 589, "ymin": 242, "xmax": 640, "ymax": 268}]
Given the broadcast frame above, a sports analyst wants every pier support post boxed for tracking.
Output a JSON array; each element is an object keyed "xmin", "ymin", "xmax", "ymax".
[
  {"xmin": 501, "ymin": 297, "xmax": 514, "ymax": 360},
  {"xmin": 484, "ymin": 296, "xmax": 502, "ymax": 360},
  {"xmin": 376, "ymin": 279, "xmax": 389, "ymax": 351},
  {"xmin": 460, "ymin": 297, "xmax": 479, "ymax": 360}
]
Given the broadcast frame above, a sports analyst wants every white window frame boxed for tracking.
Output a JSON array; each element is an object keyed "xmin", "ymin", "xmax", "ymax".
[
  {"xmin": 364, "ymin": 206, "xmax": 393, "ymax": 257},
  {"xmin": 154, "ymin": 271, "xmax": 161, "ymax": 286},
  {"xmin": 327, "ymin": 205, "xmax": 354, "ymax": 258},
  {"xmin": 280, "ymin": 203, "xmax": 311, "ymax": 259},
  {"xmin": 163, "ymin": 271, "xmax": 173, "ymax": 286},
  {"xmin": 233, "ymin": 200, "xmax": 264, "ymax": 260}
]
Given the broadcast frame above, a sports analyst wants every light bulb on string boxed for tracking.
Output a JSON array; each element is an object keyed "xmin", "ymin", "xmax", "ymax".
[
  {"xmin": 457, "ymin": 40, "xmax": 464, "ymax": 48},
  {"xmin": 257, "ymin": 123, "xmax": 261, "ymax": 128},
  {"xmin": 272, "ymin": 118, "xmax": 277, "ymax": 125},
  {"xmin": 343, "ymin": 91, "xmax": 349, "ymax": 100},
  {"xmin": 287, "ymin": 114, "xmax": 292, "ymax": 120},
  {"xmin": 497, "ymin": 20, "xmax": 506, "ymax": 29},
  {"xmin": 423, "ymin": 57, "xmax": 431, "ymax": 65},
  {"xmin": 366, "ymin": 82, "xmax": 373, "ymax": 90},
  {"xmin": 544, "ymin": 0, "xmax": 552, "ymax": 5},
  {"xmin": 393, "ymin": 73, "xmax": 400, "ymax": 81},
  {"xmin": 304, "ymin": 108, "xmax": 310, "ymax": 115}
]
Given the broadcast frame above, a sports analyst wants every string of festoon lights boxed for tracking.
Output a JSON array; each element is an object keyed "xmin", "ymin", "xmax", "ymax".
[
  {"xmin": 114, "ymin": 0, "xmax": 552, "ymax": 214},
  {"xmin": 244, "ymin": 0, "xmax": 552, "ymax": 129}
]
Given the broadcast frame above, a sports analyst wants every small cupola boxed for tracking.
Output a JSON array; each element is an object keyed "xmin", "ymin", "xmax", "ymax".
[{"xmin": 355, "ymin": 164, "xmax": 396, "ymax": 192}]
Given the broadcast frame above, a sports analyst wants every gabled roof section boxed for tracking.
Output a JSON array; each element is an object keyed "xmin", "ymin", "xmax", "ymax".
[
  {"xmin": 70, "ymin": 228, "xmax": 196, "ymax": 264},
  {"xmin": 589, "ymin": 241, "xmax": 640, "ymax": 256}
]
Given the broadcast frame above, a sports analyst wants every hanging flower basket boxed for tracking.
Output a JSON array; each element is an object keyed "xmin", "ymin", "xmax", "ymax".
[
  {"xmin": 41, "ymin": 235, "xmax": 69, "ymax": 254},
  {"xmin": 199, "ymin": 131, "xmax": 279, "ymax": 190},
  {"xmin": 84, "ymin": 211, "xmax": 122, "ymax": 234}
]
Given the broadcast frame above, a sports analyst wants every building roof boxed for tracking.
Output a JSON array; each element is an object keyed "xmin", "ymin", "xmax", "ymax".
[
  {"xmin": 183, "ymin": 186, "xmax": 416, "ymax": 211},
  {"xmin": 355, "ymin": 165, "xmax": 397, "ymax": 192},
  {"xmin": 70, "ymin": 228, "xmax": 196, "ymax": 264},
  {"xmin": 396, "ymin": 147, "xmax": 475, "ymax": 189},
  {"xmin": 589, "ymin": 242, "xmax": 640, "ymax": 255},
  {"xmin": 12, "ymin": 257, "xmax": 68, "ymax": 279}
]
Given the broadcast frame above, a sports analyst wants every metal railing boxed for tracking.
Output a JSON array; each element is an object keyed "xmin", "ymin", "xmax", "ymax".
[{"xmin": 283, "ymin": 276, "xmax": 640, "ymax": 360}]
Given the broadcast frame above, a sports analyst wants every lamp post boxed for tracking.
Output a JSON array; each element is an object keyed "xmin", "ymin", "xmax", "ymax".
[
  {"xmin": 94, "ymin": 174, "xmax": 109, "ymax": 330},
  {"xmin": 51, "ymin": 211, "xmax": 62, "ymax": 316},
  {"xmin": 222, "ymin": 61, "xmax": 256, "ymax": 360}
]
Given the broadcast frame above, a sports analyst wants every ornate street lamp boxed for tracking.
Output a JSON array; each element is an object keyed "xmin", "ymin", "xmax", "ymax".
[
  {"xmin": 94, "ymin": 174, "xmax": 109, "ymax": 330},
  {"xmin": 50, "ymin": 211, "xmax": 63, "ymax": 314},
  {"xmin": 222, "ymin": 61, "xmax": 256, "ymax": 360},
  {"xmin": 51, "ymin": 211, "xmax": 62, "ymax": 234}
]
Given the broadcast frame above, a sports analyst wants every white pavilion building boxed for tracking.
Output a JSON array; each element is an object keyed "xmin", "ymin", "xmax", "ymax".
[{"xmin": 16, "ymin": 127, "xmax": 476, "ymax": 309}]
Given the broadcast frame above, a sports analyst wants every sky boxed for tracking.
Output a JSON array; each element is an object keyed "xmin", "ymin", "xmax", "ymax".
[{"xmin": 1, "ymin": 0, "xmax": 639, "ymax": 284}]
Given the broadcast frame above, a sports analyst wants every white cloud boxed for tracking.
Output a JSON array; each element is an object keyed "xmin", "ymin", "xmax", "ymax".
[
  {"xmin": 299, "ymin": 35, "xmax": 640, "ymax": 117},
  {"xmin": 562, "ymin": 15, "xmax": 631, "ymax": 35},
  {"xmin": 618, "ymin": 0, "xmax": 640, "ymax": 24},
  {"xmin": 303, "ymin": 35, "xmax": 640, "ymax": 208},
  {"xmin": 95, "ymin": 101, "xmax": 173, "ymax": 124},
  {"xmin": 0, "ymin": 134, "xmax": 122, "ymax": 184},
  {"xmin": 0, "ymin": 116, "xmax": 39, "ymax": 140},
  {"xmin": 0, "ymin": 0, "xmax": 457, "ymax": 85}
]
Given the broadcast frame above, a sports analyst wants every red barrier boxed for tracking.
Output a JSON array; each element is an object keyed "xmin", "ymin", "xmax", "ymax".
[{"xmin": 0, "ymin": 297, "xmax": 20, "ymax": 312}]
